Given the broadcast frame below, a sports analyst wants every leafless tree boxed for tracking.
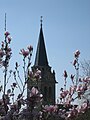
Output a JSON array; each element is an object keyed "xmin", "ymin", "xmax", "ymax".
[
  {"xmin": 80, "ymin": 60, "xmax": 90, "ymax": 103},
  {"xmin": 80, "ymin": 60, "xmax": 90, "ymax": 77}
]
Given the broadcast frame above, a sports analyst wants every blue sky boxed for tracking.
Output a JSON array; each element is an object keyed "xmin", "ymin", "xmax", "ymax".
[{"xmin": 0, "ymin": 0, "xmax": 90, "ymax": 100}]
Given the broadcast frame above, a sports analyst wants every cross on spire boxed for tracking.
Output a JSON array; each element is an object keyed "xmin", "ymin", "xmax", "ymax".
[{"xmin": 40, "ymin": 16, "xmax": 43, "ymax": 28}]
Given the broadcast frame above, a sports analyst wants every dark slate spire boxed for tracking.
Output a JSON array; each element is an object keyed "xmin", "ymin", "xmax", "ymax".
[{"xmin": 34, "ymin": 16, "xmax": 48, "ymax": 66}]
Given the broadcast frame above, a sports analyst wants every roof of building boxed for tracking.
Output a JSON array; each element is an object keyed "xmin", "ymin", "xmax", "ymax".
[{"xmin": 34, "ymin": 19, "xmax": 49, "ymax": 66}]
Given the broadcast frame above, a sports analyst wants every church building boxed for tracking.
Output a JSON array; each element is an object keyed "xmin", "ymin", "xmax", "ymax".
[{"xmin": 27, "ymin": 17, "xmax": 57, "ymax": 105}]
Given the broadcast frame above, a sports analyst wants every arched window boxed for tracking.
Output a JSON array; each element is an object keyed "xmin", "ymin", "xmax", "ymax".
[
  {"xmin": 49, "ymin": 87, "xmax": 52, "ymax": 99},
  {"xmin": 44, "ymin": 86, "xmax": 47, "ymax": 100}
]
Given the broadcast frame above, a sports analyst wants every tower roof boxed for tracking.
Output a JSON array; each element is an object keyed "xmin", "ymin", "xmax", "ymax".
[{"xmin": 34, "ymin": 17, "xmax": 49, "ymax": 66}]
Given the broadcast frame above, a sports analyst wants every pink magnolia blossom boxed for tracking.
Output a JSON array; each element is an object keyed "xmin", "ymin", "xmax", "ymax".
[
  {"xmin": 69, "ymin": 85, "xmax": 76, "ymax": 95},
  {"xmin": 64, "ymin": 96, "xmax": 73, "ymax": 107},
  {"xmin": 20, "ymin": 49, "xmax": 29, "ymax": 57},
  {"xmin": 77, "ymin": 101, "xmax": 88, "ymax": 114},
  {"xmin": 76, "ymin": 84, "xmax": 82, "ymax": 92},
  {"xmin": 60, "ymin": 90, "xmax": 69, "ymax": 98},
  {"xmin": 76, "ymin": 84, "xmax": 88, "ymax": 98},
  {"xmin": 44, "ymin": 105, "xmax": 58, "ymax": 113},
  {"xmin": 83, "ymin": 84, "xmax": 87, "ymax": 91},
  {"xmin": 8, "ymin": 37, "xmax": 12, "ymax": 43},
  {"xmin": 29, "ymin": 87, "xmax": 39, "ymax": 97},
  {"xmin": 76, "ymin": 84, "xmax": 84, "ymax": 93},
  {"xmin": 4, "ymin": 31, "xmax": 10, "ymax": 37},
  {"xmin": 81, "ymin": 102, "xmax": 88, "ymax": 110},
  {"xmin": 28, "ymin": 71, "xmax": 34, "ymax": 78},
  {"xmin": 0, "ymin": 49, "xmax": 4, "ymax": 57},
  {"xmin": 74, "ymin": 50, "xmax": 80, "ymax": 58},
  {"xmin": 83, "ymin": 76, "xmax": 90, "ymax": 83},
  {"xmin": 76, "ymin": 84, "xmax": 87, "ymax": 93},
  {"xmin": 67, "ymin": 107, "xmax": 78, "ymax": 119},
  {"xmin": 7, "ymin": 47, "xmax": 12, "ymax": 52},
  {"xmin": 34, "ymin": 68, "xmax": 41, "ymax": 80}
]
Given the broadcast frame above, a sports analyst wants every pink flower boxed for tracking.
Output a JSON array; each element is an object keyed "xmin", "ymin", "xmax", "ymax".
[
  {"xmin": 8, "ymin": 37, "xmax": 12, "ymax": 43},
  {"xmin": 28, "ymin": 71, "xmax": 34, "ymax": 78},
  {"xmin": 69, "ymin": 85, "xmax": 76, "ymax": 95},
  {"xmin": 4, "ymin": 31, "xmax": 10, "ymax": 37},
  {"xmin": 83, "ymin": 84, "xmax": 87, "ymax": 91},
  {"xmin": 44, "ymin": 105, "xmax": 58, "ymax": 113},
  {"xmin": 74, "ymin": 50, "xmax": 80, "ymax": 58},
  {"xmin": 76, "ymin": 84, "xmax": 82, "ymax": 92},
  {"xmin": 67, "ymin": 107, "xmax": 78, "ymax": 118},
  {"xmin": 0, "ymin": 49, "xmax": 4, "ymax": 57},
  {"xmin": 76, "ymin": 84, "xmax": 87, "ymax": 98},
  {"xmin": 82, "ymin": 102, "xmax": 88, "ymax": 110},
  {"xmin": 83, "ymin": 77, "xmax": 90, "ymax": 83},
  {"xmin": 60, "ymin": 90, "xmax": 69, "ymax": 98},
  {"xmin": 7, "ymin": 47, "xmax": 12, "ymax": 52},
  {"xmin": 29, "ymin": 87, "xmax": 39, "ymax": 97},
  {"xmin": 77, "ymin": 101, "xmax": 88, "ymax": 113},
  {"xmin": 34, "ymin": 68, "xmax": 41, "ymax": 80},
  {"xmin": 20, "ymin": 49, "xmax": 29, "ymax": 57}
]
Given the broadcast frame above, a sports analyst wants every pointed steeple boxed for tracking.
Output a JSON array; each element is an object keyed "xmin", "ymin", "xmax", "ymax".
[{"xmin": 34, "ymin": 16, "xmax": 49, "ymax": 66}]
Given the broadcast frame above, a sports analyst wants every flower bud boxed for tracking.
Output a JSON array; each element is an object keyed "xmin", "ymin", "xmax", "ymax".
[
  {"xmin": 74, "ymin": 50, "xmax": 80, "ymax": 58},
  {"xmin": 63, "ymin": 70, "xmax": 68, "ymax": 78},
  {"xmin": 4, "ymin": 31, "xmax": 10, "ymax": 37}
]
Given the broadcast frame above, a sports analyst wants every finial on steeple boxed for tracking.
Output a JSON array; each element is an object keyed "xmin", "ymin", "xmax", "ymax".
[
  {"xmin": 5, "ymin": 13, "xmax": 6, "ymax": 31},
  {"xmin": 40, "ymin": 16, "xmax": 43, "ymax": 28}
]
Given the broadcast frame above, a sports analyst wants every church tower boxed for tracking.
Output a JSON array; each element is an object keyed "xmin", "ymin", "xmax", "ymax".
[{"xmin": 28, "ymin": 17, "xmax": 57, "ymax": 105}]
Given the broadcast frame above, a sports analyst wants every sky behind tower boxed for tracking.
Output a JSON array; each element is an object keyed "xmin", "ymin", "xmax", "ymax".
[{"xmin": 0, "ymin": 0, "xmax": 90, "ymax": 100}]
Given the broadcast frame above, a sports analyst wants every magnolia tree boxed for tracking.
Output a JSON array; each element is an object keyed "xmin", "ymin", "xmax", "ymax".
[
  {"xmin": 58, "ymin": 50, "xmax": 90, "ymax": 119},
  {"xmin": 0, "ymin": 31, "xmax": 42, "ymax": 120},
  {"xmin": 0, "ymin": 31, "xmax": 90, "ymax": 120}
]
